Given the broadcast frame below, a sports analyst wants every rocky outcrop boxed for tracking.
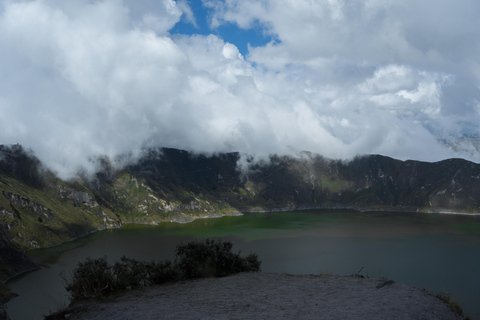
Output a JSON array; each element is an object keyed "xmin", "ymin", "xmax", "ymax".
[
  {"xmin": 57, "ymin": 186, "xmax": 99, "ymax": 208},
  {"xmin": 0, "ymin": 208, "xmax": 15, "ymax": 221},
  {"xmin": 2, "ymin": 192, "xmax": 53, "ymax": 218}
]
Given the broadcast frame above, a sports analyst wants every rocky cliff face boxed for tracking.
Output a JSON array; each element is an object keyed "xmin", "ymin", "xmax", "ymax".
[{"xmin": 1, "ymin": 145, "xmax": 480, "ymax": 296}]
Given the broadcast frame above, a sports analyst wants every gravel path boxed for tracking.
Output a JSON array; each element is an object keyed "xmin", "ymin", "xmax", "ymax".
[{"xmin": 52, "ymin": 273, "xmax": 463, "ymax": 320}]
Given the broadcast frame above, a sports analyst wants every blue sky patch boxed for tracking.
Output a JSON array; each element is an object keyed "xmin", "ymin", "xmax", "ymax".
[{"xmin": 170, "ymin": 1, "xmax": 274, "ymax": 57}]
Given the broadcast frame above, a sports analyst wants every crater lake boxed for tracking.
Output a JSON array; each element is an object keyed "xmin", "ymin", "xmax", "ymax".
[{"xmin": 6, "ymin": 210, "xmax": 480, "ymax": 319}]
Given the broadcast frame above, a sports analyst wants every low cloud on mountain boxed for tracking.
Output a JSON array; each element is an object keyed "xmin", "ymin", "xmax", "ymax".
[{"xmin": 1, "ymin": 0, "xmax": 479, "ymax": 179}]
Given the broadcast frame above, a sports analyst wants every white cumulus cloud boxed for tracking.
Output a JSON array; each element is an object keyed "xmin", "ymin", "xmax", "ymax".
[{"xmin": 0, "ymin": 0, "xmax": 479, "ymax": 179}]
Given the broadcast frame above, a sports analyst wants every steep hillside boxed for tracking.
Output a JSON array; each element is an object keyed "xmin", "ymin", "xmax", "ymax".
[
  {"xmin": 1, "ymin": 144, "xmax": 480, "ymax": 303},
  {"xmin": 122, "ymin": 149, "xmax": 480, "ymax": 214}
]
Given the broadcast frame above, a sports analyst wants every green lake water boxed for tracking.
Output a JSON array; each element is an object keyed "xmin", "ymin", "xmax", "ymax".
[{"xmin": 6, "ymin": 210, "xmax": 480, "ymax": 319}]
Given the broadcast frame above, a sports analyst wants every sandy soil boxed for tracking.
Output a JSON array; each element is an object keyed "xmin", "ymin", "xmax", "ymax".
[{"xmin": 51, "ymin": 273, "xmax": 463, "ymax": 320}]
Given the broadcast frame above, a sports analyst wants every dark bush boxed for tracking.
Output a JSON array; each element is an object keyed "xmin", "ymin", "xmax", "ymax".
[
  {"xmin": 63, "ymin": 257, "xmax": 115, "ymax": 301},
  {"xmin": 62, "ymin": 239, "xmax": 261, "ymax": 302},
  {"xmin": 175, "ymin": 239, "xmax": 261, "ymax": 279},
  {"xmin": 243, "ymin": 253, "xmax": 261, "ymax": 272},
  {"xmin": 112, "ymin": 256, "xmax": 150, "ymax": 290},
  {"xmin": 148, "ymin": 260, "xmax": 179, "ymax": 285}
]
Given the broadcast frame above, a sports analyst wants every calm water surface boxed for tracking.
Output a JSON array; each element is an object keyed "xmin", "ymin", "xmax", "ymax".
[{"xmin": 7, "ymin": 210, "xmax": 480, "ymax": 319}]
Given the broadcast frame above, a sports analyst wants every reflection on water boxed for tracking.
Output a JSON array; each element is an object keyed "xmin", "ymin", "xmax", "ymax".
[{"xmin": 7, "ymin": 210, "xmax": 480, "ymax": 320}]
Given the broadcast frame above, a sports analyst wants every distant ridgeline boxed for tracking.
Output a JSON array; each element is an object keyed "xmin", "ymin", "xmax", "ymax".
[{"xmin": 1, "ymin": 143, "xmax": 480, "ymax": 300}]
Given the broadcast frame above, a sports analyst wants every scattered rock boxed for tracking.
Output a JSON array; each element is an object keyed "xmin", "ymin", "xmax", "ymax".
[{"xmin": 376, "ymin": 279, "xmax": 395, "ymax": 289}]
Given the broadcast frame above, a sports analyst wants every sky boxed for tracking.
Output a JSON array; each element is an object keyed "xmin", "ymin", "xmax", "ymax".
[{"xmin": 1, "ymin": 0, "xmax": 480, "ymax": 179}]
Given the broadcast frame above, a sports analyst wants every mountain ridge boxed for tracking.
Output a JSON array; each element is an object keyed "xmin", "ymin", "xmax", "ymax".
[{"xmin": 1, "ymin": 144, "xmax": 480, "ymax": 310}]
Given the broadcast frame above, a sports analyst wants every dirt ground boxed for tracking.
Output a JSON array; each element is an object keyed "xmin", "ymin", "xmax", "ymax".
[{"xmin": 50, "ymin": 273, "xmax": 464, "ymax": 320}]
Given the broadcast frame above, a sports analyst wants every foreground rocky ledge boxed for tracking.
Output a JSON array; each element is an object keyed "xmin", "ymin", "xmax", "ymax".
[{"xmin": 47, "ymin": 273, "xmax": 463, "ymax": 320}]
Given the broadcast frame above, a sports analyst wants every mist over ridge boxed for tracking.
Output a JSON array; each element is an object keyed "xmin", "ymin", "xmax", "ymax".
[{"xmin": 1, "ymin": 0, "xmax": 480, "ymax": 179}]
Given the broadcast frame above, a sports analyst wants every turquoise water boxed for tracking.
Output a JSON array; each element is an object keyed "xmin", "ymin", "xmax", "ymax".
[{"xmin": 7, "ymin": 210, "xmax": 480, "ymax": 319}]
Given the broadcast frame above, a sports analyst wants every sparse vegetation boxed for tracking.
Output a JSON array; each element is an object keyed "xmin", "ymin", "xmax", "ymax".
[
  {"xmin": 61, "ymin": 239, "xmax": 261, "ymax": 302},
  {"xmin": 435, "ymin": 290, "xmax": 469, "ymax": 319}
]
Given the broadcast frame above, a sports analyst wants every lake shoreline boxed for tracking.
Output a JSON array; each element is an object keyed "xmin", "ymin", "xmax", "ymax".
[{"xmin": 7, "ymin": 205, "xmax": 480, "ymax": 281}]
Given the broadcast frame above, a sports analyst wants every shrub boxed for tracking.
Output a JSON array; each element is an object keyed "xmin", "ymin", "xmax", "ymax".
[
  {"xmin": 112, "ymin": 256, "xmax": 150, "ymax": 290},
  {"xmin": 62, "ymin": 257, "xmax": 115, "ymax": 301},
  {"xmin": 62, "ymin": 239, "xmax": 261, "ymax": 302},
  {"xmin": 175, "ymin": 239, "xmax": 261, "ymax": 279},
  {"xmin": 243, "ymin": 252, "xmax": 261, "ymax": 272},
  {"xmin": 148, "ymin": 260, "xmax": 179, "ymax": 285}
]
